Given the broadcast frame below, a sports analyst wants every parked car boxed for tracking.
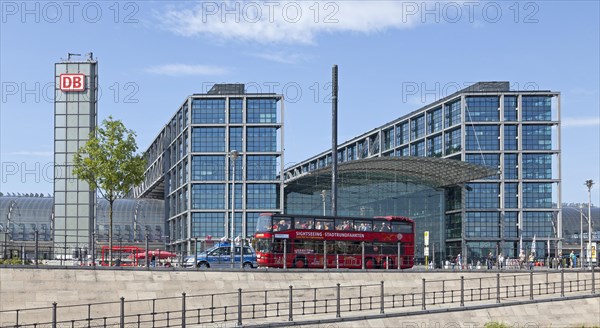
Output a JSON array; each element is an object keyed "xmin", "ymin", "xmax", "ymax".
[{"xmin": 183, "ymin": 243, "xmax": 257, "ymax": 268}]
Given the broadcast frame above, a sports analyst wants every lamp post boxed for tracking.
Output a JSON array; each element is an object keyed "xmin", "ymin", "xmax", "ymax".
[
  {"xmin": 580, "ymin": 203, "xmax": 584, "ymax": 268},
  {"xmin": 321, "ymin": 190, "xmax": 326, "ymax": 216},
  {"xmin": 585, "ymin": 179, "xmax": 594, "ymax": 269},
  {"xmin": 229, "ymin": 150, "xmax": 239, "ymax": 269}
]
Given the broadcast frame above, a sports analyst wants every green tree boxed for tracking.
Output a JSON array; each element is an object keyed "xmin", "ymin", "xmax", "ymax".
[{"xmin": 73, "ymin": 117, "xmax": 145, "ymax": 266}]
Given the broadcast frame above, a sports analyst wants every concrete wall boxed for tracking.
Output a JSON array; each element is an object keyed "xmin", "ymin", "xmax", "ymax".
[{"xmin": 1, "ymin": 267, "xmax": 598, "ymax": 327}]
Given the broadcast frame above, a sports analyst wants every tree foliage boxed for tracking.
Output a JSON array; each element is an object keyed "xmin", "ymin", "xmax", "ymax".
[
  {"xmin": 73, "ymin": 116, "xmax": 145, "ymax": 265},
  {"xmin": 73, "ymin": 117, "xmax": 145, "ymax": 202}
]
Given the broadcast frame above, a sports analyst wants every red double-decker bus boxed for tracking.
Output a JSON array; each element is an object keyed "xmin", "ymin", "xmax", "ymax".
[{"xmin": 254, "ymin": 213, "xmax": 415, "ymax": 269}]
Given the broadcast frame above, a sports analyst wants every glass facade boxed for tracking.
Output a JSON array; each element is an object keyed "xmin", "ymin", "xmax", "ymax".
[
  {"xmin": 135, "ymin": 85, "xmax": 284, "ymax": 254},
  {"xmin": 54, "ymin": 60, "xmax": 97, "ymax": 251},
  {"xmin": 284, "ymin": 83, "xmax": 560, "ymax": 263}
]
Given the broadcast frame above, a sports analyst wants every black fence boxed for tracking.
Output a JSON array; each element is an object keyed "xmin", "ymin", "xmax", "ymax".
[{"xmin": 0, "ymin": 269, "xmax": 597, "ymax": 327}]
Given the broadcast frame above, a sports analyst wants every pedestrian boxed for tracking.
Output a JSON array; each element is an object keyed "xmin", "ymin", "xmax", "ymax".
[
  {"xmin": 456, "ymin": 253, "xmax": 462, "ymax": 270},
  {"xmin": 487, "ymin": 252, "xmax": 494, "ymax": 270},
  {"xmin": 519, "ymin": 250, "xmax": 526, "ymax": 270},
  {"xmin": 528, "ymin": 253, "xmax": 535, "ymax": 270},
  {"xmin": 150, "ymin": 255, "xmax": 156, "ymax": 267},
  {"xmin": 570, "ymin": 251, "xmax": 577, "ymax": 268},
  {"xmin": 498, "ymin": 253, "xmax": 505, "ymax": 270}
]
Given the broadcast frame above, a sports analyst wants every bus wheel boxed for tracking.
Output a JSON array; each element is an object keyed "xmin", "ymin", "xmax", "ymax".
[
  {"xmin": 365, "ymin": 258, "xmax": 375, "ymax": 269},
  {"xmin": 294, "ymin": 258, "xmax": 306, "ymax": 268}
]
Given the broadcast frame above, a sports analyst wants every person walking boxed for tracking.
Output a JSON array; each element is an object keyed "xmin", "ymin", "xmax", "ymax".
[
  {"xmin": 528, "ymin": 253, "xmax": 535, "ymax": 270},
  {"xmin": 487, "ymin": 252, "xmax": 494, "ymax": 270},
  {"xmin": 456, "ymin": 253, "xmax": 462, "ymax": 270},
  {"xmin": 570, "ymin": 251, "xmax": 577, "ymax": 268}
]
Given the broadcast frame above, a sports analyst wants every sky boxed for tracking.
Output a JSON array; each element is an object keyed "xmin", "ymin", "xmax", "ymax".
[{"xmin": 0, "ymin": 0, "xmax": 599, "ymax": 204}]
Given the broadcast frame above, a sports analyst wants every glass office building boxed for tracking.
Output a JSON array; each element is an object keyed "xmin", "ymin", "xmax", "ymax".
[
  {"xmin": 284, "ymin": 82, "xmax": 561, "ymax": 262},
  {"xmin": 133, "ymin": 84, "xmax": 284, "ymax": 254}
]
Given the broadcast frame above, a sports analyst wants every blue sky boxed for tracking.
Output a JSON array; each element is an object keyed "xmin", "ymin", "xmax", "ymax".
[{"xmin": 1, "ymin": 1, "xmax": 599, "ymax": 204}]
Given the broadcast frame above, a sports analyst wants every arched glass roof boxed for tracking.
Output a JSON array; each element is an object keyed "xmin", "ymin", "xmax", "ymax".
[
  {"xmin": 561, "ymin": 206, "xmax": 600, "ymax": 239},
  {"xmin": 285, "ymin": 157, "xmax": 497, "ymax": 194},
  {"xmin": 0, "ymin": 197, "xmax": 164, "ymax": 242}
]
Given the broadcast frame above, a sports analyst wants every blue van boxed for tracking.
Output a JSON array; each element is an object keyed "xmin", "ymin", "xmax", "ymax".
[{"xmin": 183, "ymin": 243, "xmax": 257, "ymax": 268}]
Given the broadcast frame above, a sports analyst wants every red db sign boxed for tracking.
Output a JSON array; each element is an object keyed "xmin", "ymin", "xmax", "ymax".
[{"xmin": 60, "ymin": 74, "xmax": 85, "ymax": 91}]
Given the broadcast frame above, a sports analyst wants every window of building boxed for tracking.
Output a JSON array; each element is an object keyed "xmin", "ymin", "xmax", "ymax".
[
  {"xmin": 192, "ymin": 156, "xmax": 225, "ymax": 181},
  {"xmin": 504, "ymin": 125, "xmax": 518, "ymax": 150},
  {"xmin": 466, "ymin": 125, "xmax": 499, "ymax": 151},
  {"xmin": 411, "ymin": 115, "xmax": 425, "ymax": 140},
  {"xmin": 444, "ymin": 128, "xmax": 462, "ymax": 154},
  {"xmin": 503, "ymin": 212, "xmax": 518, "ymax": 238},
  {"xmin": 446, "ymin": 213, "xmax": 461, "ymax": 239},
  {"xmin": 503, "ymin": 153, "xmax": 518, "ymax": 179},
  {"xmin": 522, "ymin": 183, "xmax": 553, "ymax": 208},
  {"xmin": 466, "ymin": 96, "xmax": 499, "ymax": 122},
  {"xmin": 191, "ymin": 184, "xmax": 225, "ymax": 209},
  {"xmin": 396, "ymin": 146, "xmax": 409, "ymax": 157},
  {"xmin": 396, "ymin": 122, "xmax": 409, "ymax": 145},
  {"xmin": 247, "ymin": 184, "xmax": 277, "ymax": 209},
  {"xmin": 522, "ymin": 211, "xmax": 553, "ymax": 238},
  {"xmin": 247, "ymin": 98, "xmax": 277, "ymax": 123},
  {"xmin": 383, "ymin": 128, "xmax": 394, "ymax": 151},
  {"xmin": 427, "ymin": 107, "xmax": 443, "ymax": 134},
  {"xmin": 466, "ymin": 183, "xmax": 499, "ymax": 209},
  {"xmin": 191, "ymin": 212, "xmax": 225, "ymax": 238},
  {"xmin": 426, "ymin": 135, "xmax": 442, "ymax": 157},
  {"xmin": 228, "ymin": 183, "xmax": 243, "ymax": 209},
  {"xmin": 229, "ymin": 98, "xmax": 243, "ymax": 123},
  {"xmin": 522, "ymin": 154, "xmax": 552, "ymax": 179},
  {"xmin": 504, "ymin": 96, "xmax": 517, "ymax": 121},
  {"xmin": 192, "ymin": 99, "xmax": 226, "ymax": 124},
  {"xmin": 465, "ymin": 154, "xmax": 500, "ymax": 179},
  {"xmin": 247, "ymin": 155, "xmax": 277, "ymax": 180},
  {"xmin": 444, "ymin": 100, "xmax": 461, "ymax": 127},
  {"xmin": 411, "ymin": 140, "xmax": 425, "ymax": 157},
  {"xmin": 465, "ymin": 212, "xmax": 500, "ymax": 238},
  {"xmin": 245, "ymin": 213, "xmax": 260, "ymax": 237},
  {"xmin": 522, "ymin": 125, "xmax": 552, "ymax": 150},
  {"xmin": 369, "ymin": 134, "xmax": 379, "ymax": 155},
  {"xmin": 247, "ymin": 127, "xmax": 277, "ymax": 152},
  {"xmin": 504, "ymin": 183, "xmax": 518, "ymax": 208},
  {"xmin": 229, "ymin": 127, "xmax": 242, "ymax": 152},
  {"xmin": 522, "ymin": 96, "xmax": 552, "ymax": 121},
  {"xmin": 347, "ymin": 145, "xmax": 356, "ymax": 161},
  {"xmin": 192, "ymin": 128, "xmax": 225, "ymax": 152}
]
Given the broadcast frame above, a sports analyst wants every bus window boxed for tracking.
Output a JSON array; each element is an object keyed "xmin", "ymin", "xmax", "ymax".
[
  {"xmin": 355, "ymin": 220, "xmax": 372, "ymax": 232},
  {"xmin": 256, "ymin": 215, "xmax": 273, "ymax": 232},
  {"xmin": 335, "ymin": 219, "xmax": 353, "ymax": 231},
  {"xmin": 295, "ymin": 218, "xmax": 314, "ymax": 230},
  {"xmin": 321, "ymin": 219, "xmax": 334, "ymax": 230},
  {"xmin": 273, "ymin": 218, "xmax": 292, "ymax": 231},
  {"xmin": 392, "ymin": 222, "xmax": 413, "ymax": 233},
  {"xmin": 255, "ymin": 239, "xmax": 271, "ymax": 253}
]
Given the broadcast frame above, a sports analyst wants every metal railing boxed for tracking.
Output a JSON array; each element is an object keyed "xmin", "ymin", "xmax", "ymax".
[{"xmin": 0, "ymin": 269, "xmax": 597, "ymax": 327}]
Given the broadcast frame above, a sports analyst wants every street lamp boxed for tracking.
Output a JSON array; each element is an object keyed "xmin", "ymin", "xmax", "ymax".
[
  {"xmin": 229, "ymin": 150, "xmax": 239, "ymax": 269},
  {"xmin": 580, "ymin": 203, "xmax": 584, "ymax": 268},
  {"xmin": 585, "ymin": 179, "xmax": 594, "ymax": 269},
  {"xmin": 320, "ymin": 190, "xmax": 326, "ymax": 216}
]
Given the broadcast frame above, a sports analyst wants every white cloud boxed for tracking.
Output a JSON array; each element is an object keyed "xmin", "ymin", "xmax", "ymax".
[
  {"xmin": 250, "ymin": 51, "xmax": 309, "ymax": 64},
  {"xmin": 562, "ymin": 117, "xmax": 600, "ymax": 128},
  {"xmin": 146, "ymin": 64, "xmax": 229, "ymax": 76},
  {"xmin": 157, "ymin": 1, "xmax": 425, "ymax": 44}
]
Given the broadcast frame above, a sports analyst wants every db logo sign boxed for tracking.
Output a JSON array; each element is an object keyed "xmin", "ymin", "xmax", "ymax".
[{"xmin": 60, "ymin": 74, "xmax": 85, "ymax": 92}]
